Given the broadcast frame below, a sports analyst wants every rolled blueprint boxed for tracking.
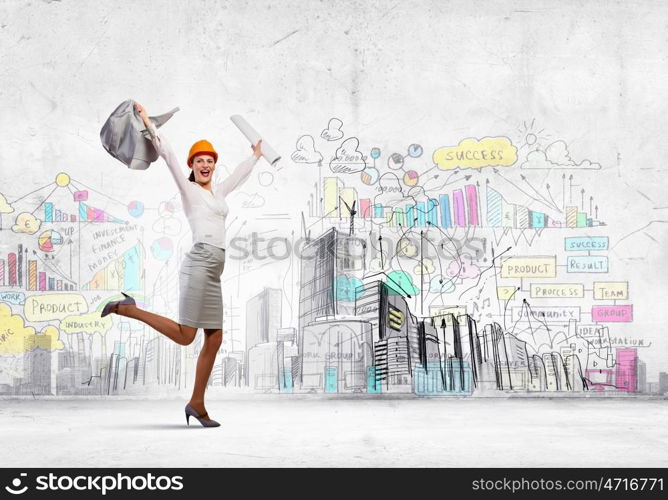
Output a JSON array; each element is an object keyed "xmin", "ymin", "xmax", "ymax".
[{"xmin": 230, "ymin": 114, "xmax": 281, "ymax": 165}]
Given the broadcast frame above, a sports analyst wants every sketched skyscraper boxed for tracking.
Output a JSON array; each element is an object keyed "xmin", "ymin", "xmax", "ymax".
[
  {"xmin": 297, "ymin": 227, "xmax": 366, "ymax": 384},
  {"xmin": 615, "ymin": 348, "xmax": 638, "ymax": 393},
  {"xmin": 22, "ymin": 334, "xmax": 53, "ymax": 395},
  {"xmin": 355, "ymin": 279, "xmax": 415, "ymax": 392},
  {"xmin": 636, "ymin": 359, "xmax": 646, "ymax": 393},
  {"xmin": 244, "ymin": 287, "xmax": 283, "ymax": 388},
  {"xmin": 246, "ymin": 288, "xmax": 283, "ymax": 348}
]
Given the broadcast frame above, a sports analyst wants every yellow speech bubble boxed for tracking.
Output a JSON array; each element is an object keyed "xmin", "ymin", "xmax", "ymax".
[
  {"xmin": 24, "ymin": 293, "xmax": 88, "ymax": 322},
  {"xmin": 0, "ymin": 303, "xmax": 64, "ymax": 354},
  {"xmin": 433, "ymin": 137, "xmax": 517, "ymax": 170},
  {"xmin": 0, "ymin": 302, "xmax": 34, "ymax": 354},
  {"xmin": 61, "ymin": 313, "xmax": 113, "ymax": 336},
  {"xmin": 29, "ymin": 325, "xmax": 65, "ymax": 350}
]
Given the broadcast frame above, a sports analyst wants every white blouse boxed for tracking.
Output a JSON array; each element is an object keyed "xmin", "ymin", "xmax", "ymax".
[{"xmin": 146, "ymin": 121, "xmax": 259, "ymax": 249}]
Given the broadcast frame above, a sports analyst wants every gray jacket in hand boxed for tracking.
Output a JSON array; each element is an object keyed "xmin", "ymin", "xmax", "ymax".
[{"xmin": 100, "ymin": 99, "xmax": 179, "ymax": 170}]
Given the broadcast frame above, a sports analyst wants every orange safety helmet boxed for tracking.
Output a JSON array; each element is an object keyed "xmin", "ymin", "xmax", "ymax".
[{"xmin": 187, "ymin": 140, "xmax": 218, "ymax": 166}]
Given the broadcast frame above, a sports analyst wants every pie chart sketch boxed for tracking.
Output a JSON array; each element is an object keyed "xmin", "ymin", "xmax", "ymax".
[
  {"xmin": 37, "ymin": 229, "xmax": 64, "ymax": 252},
  {"xmin": 128, "ymin": 200, "xmax": 145, "ymax": 218},
  {"xmin": 151, "ymin": 237, "xmax": 174, "ymax": 261}
]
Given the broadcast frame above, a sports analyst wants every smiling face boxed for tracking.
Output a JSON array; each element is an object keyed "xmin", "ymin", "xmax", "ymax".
[{"xmin": 190, "ymin": 154, "xmax": 216, "ymax": 186}]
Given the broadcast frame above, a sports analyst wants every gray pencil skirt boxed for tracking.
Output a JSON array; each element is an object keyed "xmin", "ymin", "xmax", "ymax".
[{"xmin": 178, "ymin": 242, "xmax": 226, "ymax": 329}]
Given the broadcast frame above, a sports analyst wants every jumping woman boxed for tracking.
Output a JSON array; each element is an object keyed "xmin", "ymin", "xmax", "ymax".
[{"xmin": 101, "ymin": 102, "xmax": 262, "ymax": 427}]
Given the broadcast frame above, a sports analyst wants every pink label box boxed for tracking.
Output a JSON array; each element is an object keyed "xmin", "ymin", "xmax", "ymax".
[{"xmin": 591, "ymin": 305, "xmax": 633, "ymax": 322}]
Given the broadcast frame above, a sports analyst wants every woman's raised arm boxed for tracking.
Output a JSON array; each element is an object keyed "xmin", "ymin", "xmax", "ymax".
[
  {"xmin": 218, "ymin": 139, "xmax": 262, "ymax": 197},
  {"xmin": 134, "ymin": 102, "xmax": 192, "ymax": 197}
]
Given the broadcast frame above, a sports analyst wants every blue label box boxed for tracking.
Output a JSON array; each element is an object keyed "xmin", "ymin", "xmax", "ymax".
[
  {"xmin": 564, "ymin": 236, "xmax": 609, "ymax": 251},
  {"xmin": 567, "ymin": 256, "xmax": 608, "ymax": 273}
]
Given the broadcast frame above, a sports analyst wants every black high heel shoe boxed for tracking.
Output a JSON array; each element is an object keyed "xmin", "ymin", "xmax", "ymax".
[{"xmin": 100, "ymin": 291, "xmax": 136, "ymax": 317}]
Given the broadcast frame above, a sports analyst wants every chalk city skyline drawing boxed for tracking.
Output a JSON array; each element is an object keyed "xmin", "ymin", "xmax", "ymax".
[{"xmin": 1, "ymin": 117, "xmax": 661, "ymax": 398}]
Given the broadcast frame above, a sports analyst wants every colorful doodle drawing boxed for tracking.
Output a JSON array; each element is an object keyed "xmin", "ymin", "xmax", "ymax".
[{"xmin": 0, "ymin": 116, "xmax": 648, "ymax": 399}]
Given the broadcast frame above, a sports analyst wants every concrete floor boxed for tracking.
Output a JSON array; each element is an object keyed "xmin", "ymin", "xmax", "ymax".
[{"xmin": 1, "ymin": 396, "xmax": 666, "ymax": 467}]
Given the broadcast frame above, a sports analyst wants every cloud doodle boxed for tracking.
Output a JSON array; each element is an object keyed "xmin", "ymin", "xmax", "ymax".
[
  {"xmin": 446, "ymin": 254, "xmax": 480, "ymax": 280},
  {"xmin": 429, "ymin": 275, "xmax": 456, "ymax": 293},
  {"xmin": 414, "ymin": 258, "xmax": 435, "ymax": 275},
  {"xmin": 158, "ymin": 200, "xmax": 179, "ymax": 216},
  {"xmin": 291, "ymin": 135, "xmax": 323, "ymax": 164},
  {"xmin": 520, "ymin": 140, "xmax": 601, "ymax": 169},
  {"xmin": 329, "ymin": 137, "xmax": 367, "ymax": 174},
  {"xmin": 396, "ymin": 238, "xmax": 418, "ymax": 258},
  {"xmin": 0, "ymin": 303, "xmax": 64, "ymax": 354},
  {"xmin": 12, "ymin": 212, "xmax": 41, "ymax": 234},
  {"xmin": 321, "ymin": 118, "xmax": 344, "ymax": 141},
  {"xmin": 335, "ymin": 275, "xmax": 365, "ymax": 301},
  {"xmin": 385, "ymin": 271, "xmax": 420, "ymax": 296}
]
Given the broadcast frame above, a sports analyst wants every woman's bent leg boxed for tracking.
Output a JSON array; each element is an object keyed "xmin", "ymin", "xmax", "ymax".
[{"xmin": 116, "ymin": 304, "xmax": 197, "ymax": 346}]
